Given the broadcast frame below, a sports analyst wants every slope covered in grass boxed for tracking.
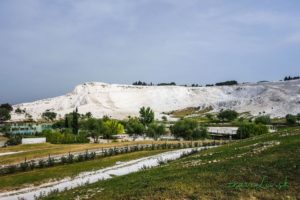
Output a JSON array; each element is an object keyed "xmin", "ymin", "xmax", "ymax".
[{"xmin": 43, "ymin": 127, "xmax": 300, "ymax": 200}]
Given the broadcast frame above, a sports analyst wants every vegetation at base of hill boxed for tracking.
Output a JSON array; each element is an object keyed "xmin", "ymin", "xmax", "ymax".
[
  {"xmin": 236, "ymin": 123, "xmax": 269, "ymax": 139},
  {"xmin": 217, "ymin": 109, "xmax": 238, "ymax": 122},
  {"xmin": 125, "ymin": 117, "xmax": 145, "ymax": 135},
  {"xmin": 43, "ymin": 129, "xmax": 89, "ymax": 144},
  {"xmin": 41, "ymin": 127, "xmax": 300, "ymax": 200},
  {"xmin": 42, "ymin": 111, "xmax": 57, "ymax": 121},
  {"xmin": 146, "ymin": 123, "xmax": 166, "ymax": 140},
  {"xmin": 286, "ymin": 114, "xmax": 297, "ymax": 125},
  {"xmin": 254, "ymin": 115, "xmax": 271, "ymax": 125},
  {"xmin": 170, "ymin": 119, "xmax": 209, "ymax": 140}
]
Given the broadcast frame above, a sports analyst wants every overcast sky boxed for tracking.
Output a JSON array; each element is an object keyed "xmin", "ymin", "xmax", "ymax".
[{"xmin": 0, "ymin": 0, "xmax": 300, "ymax": 104}]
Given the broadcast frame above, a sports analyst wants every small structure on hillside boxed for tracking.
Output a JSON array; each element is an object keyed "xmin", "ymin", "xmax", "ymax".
[
  {"xmin": 22, "ymin": 138, "xmax": 46, "ymax": 144},
  {"xmin": 5, "ymin": 122, "xmax": 52, "ymax": 135}
]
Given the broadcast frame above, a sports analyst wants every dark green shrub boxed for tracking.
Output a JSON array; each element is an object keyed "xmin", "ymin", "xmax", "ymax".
[
  {"xmin": 8, "ymin": 165, "xmax": 17, "ymax": 174},
  {"xmin": 20, "ymin": 161, "xmax": 29, "ymax": 171},
  {"xmin": 255, "ymin": 115, "xmax": 271, "ymax": 125},
  {"xmin": 5, "ymin": 135, "xmax": 22, "ymax": 146},
  {"xmin": 29, "ymin": 161, "xmax": 36, "ymax": 170},
  {"xmin": 38, "ymin": 160, "xmax": 46, "ymax": 168},
  {"xmin": 61, "ymin": 156, "xmax": 67, "ymax": 164},
  {"xmin": 47, "ymin": 156, "xmax": 55, "ymax": 167},
  {"xmin": 67, "ymin": 153, "xmax": 74, "ymax": 163},
  {"xmin": 77, "ymin": 154, "xmax": 85, "ymax": 162},
  {"xmin": 236, "ymin": 123, "xmax": 268, "ymax": 139},
  {"xmin": 217, "ymin": 110, "xmax": 238, "ymax": 121},
  {"xmin": 286, "ymin": 114, "xmax": 297, "ymax": 125},
  {"xmin": 89, "ymin": 152, "xmax": 96, "ymax": 159}
]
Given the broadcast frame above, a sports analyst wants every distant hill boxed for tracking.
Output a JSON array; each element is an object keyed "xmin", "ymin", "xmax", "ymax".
[{"xmin": 11, "ymin": 80, "xmax": 300, "ymax": 121}]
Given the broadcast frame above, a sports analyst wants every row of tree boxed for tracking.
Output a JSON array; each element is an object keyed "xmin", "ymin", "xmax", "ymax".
[
  {"xmin": 132, "ymin": 81, "xmax": 176, "ymax": 86},
  {"xmin": 284, "ymin": 76, "xmax": 300, "ymax": 81}
]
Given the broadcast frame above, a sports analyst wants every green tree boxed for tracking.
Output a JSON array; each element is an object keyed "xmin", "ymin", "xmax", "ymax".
[
  {"xmin": 125, "ymin": 118, "xmax": 145, "ymax": 135},
  {"xmin": 42, "ymin": 111, "xmax": 57, "ymax": 121},
  {"xmin": 64, "ymin": 115, "xmax": 70, "ymax": 128},
  {"xmin": 103, "ymin": 120, "xmax": 124, "ymax": 139},
  {"xmin": 0, "ymin": 103, "xmax": 13, "ymax": 112},
  {"xmin": 170, "ymin": 119, "xmax": 208, "ymax": 140},
  {"xmin": 72, "ymin": 108, "xmax": 79, "ymax": 134},
  {"xmin": 161, "ymin": 116, "xmax": 167, "ymax": 122},
  {"xmin": 146, "ymin": 123, "xmax": 166, "ymax": 140},
  {"xmin": 286, "ymin": 114, "xmax": 297, "ymax": 125},
  {"xmin": 81, "ymin": 118, "xmax": 107, "ymax": 143},
  {"xmin": 297, "ymin": 113, "xmax": 300, "ymax": 121},
  {"xmin": 139, "ymin": 107, "xmax": 154, "ymax": 126},
  {"xmin": 217, "ymin": 110, "xmax": 238, "ymax": 121},
  {"xmin": 0, "ymin": 108, "xmax": 11, "ymax": 122},
  {"xmin": 191, "ymin": 126, "xmax": 209, "ymax": 139},
  {"xmin": 254, "ymin": 115, "xmax": 271, "ymax": 125},
  {"xmin": 85, "ymin": 112, "xmax": 92, "ymax": 119},
  {"xmin": 52, "ymin": 120, "xmax": 65, "ymax": 129}
]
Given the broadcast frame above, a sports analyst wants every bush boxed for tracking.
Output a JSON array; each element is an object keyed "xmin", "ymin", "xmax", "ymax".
[
  {"xmin": 126, "ymin": 118, "xmax": 145, "ymax": 135},
  {"xmin": 29, "ymin": 161, "xmax": 36, "ymax": 170},
  {"xmin": 20, "ymin": 161, "xmax": 29, "ymax": 171},
  {"xmin": 67, "ymin": 153, "xmax": 74, "ymax": 163},
  {"xmin": 217, "ymin": 110, "xmax": 238, "ymax": 121},
  {"xmin": 236, "ymin": 123, "xmax": 268, "ymax": 139},
  {"xmin": 286, "ymin": 114, "xmax": 297, "ymax": 125},
  {"xmin": 89, "ymin": 152, "xmax": 96, "ymax": 160},
  {"xmin": 61, "ymin": 156, "xmax": 68, "ymax": 164},
  {"xmin": 38, "ymin": 160, "xmax": 46, "ymax": 168},
  {"xmin": 43, "ymin": 130, "xmax": 89, "ymax": 144},
  {"xmin": 7, "ymin": 165, "xmax": 17, "ymax": 174},
  {"xmin": 47, "ymin": 156, "xmax": 55, "ymax": 167},
  {"xmin": 255, "ymin": 115, "xmax": 271, "ymax": 125},
  {"xmin": 77, "ymin": 154, "xmax": 85, "ymax": 162},
  {"xmin": 170, "ymin": 119, "xmax": 209, "ymax": 140},
  {"xmin": 5, "ymin": 135, "xmax": 22, "ymax": 146},
  {"xmin": 146, "ymin": 123, "xmax": 166, "ymax": 140}
]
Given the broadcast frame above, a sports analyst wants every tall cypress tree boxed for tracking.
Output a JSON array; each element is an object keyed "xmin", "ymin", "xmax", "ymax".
[
  {"xmin": 64, "ymin": 115, "xmax": 69, "ymax": 128},
  {"xmin": 72, "ymin": 108, "xmax": 79, "ymax": 134}
]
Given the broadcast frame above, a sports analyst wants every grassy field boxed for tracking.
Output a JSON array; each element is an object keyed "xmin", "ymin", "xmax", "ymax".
[
  {"xmin": 0, "ymin": 140, "xmax": 206, "ymax": 165},
  {"xmin": 42, "ymin": 127, "xmax": 300, "ymax": 200},
  {"xmin": 0, "ymin": 149, "xmax": 170, "ymax": 192}
]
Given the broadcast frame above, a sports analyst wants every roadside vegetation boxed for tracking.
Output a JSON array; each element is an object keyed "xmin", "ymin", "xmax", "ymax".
[{"xmin": 0, "ymin": 150, "xmax": 170, "ymax": 192}]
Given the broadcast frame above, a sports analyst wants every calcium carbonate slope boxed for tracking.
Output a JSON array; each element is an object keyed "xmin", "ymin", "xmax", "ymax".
[{"xmin": 11, "ymin": 80, "xmax": 300, "ymax": 121}]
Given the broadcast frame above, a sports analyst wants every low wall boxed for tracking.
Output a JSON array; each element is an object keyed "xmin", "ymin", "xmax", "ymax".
[{"xmin": 21, "ymin": 138, "xmax": 46, "ymax": 144}]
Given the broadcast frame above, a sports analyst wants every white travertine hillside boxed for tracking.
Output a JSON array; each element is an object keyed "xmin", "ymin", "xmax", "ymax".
[{"xmin": 11, "ymin": 80, "xmax": 300, "ymax": 121}]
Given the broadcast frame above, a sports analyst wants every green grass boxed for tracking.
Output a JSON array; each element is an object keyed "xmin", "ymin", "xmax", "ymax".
[
  {"xmin": 0, "ymin": 149, "xmax": 170, "ymax": 192},
  {"xmin": 42, "ymin": 127, "xmax": 300, "ymax": 200}
]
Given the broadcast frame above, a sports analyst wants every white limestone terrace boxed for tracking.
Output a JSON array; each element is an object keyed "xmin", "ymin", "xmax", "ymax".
[{"xmin": 11, "ymin": 80, "xmax": 300, "ymax": 121}]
